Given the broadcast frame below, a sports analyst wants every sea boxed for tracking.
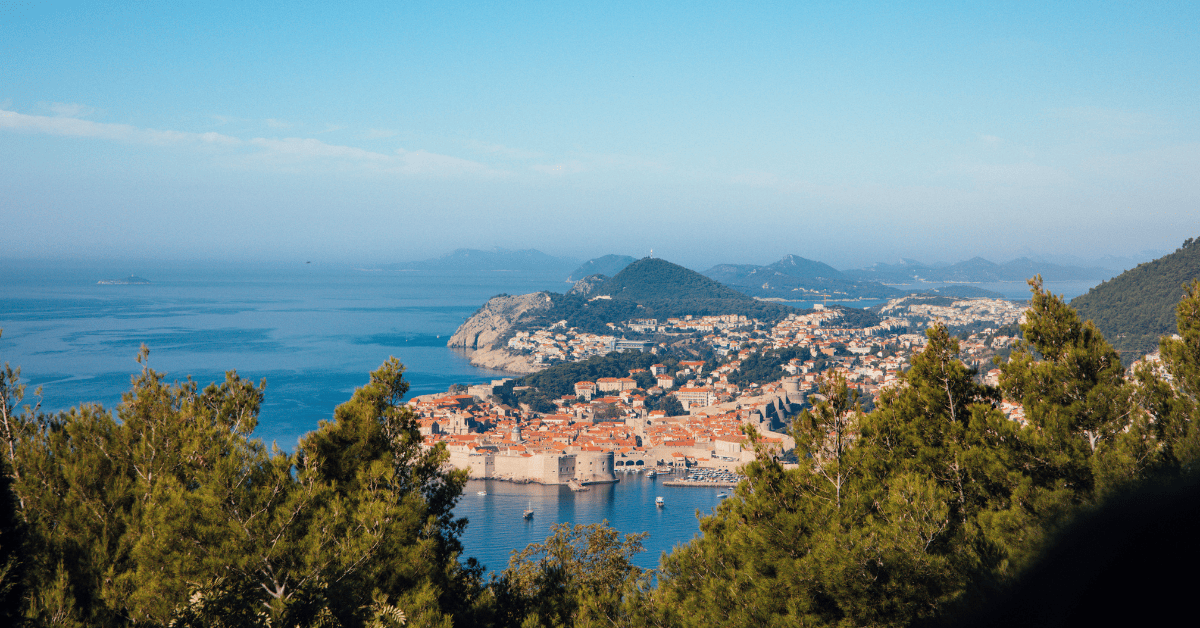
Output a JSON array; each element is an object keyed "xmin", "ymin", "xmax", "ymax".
[{"xmin": 0, "ymin": 259, "xmax": 1104, "ymax": 573}]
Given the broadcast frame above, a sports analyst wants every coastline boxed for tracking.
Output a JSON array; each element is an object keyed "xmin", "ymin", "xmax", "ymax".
[{"xmin": 452, "ymin": 346, "xmax": 541, "ymax": 374}]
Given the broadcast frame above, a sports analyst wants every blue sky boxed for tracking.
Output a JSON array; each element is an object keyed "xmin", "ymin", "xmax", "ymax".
[{"xmin": 2, "ymin": 1, "xmax": 1197, "ymax": 269}]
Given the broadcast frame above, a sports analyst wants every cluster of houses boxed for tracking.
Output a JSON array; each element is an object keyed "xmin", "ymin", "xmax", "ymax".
[
  {"xmin": 422, "ymin": 297, "xmax": 1032, "ymax": 485},
  {"xmin": 878, "ymin": 296, "xmax": 1027, "ymax": 330},
  {"xmin": 506, "ymin": 326, "xmax": 654, "ymax": 364}
]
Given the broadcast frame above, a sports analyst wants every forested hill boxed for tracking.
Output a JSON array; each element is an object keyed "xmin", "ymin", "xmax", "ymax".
[
  {"xmin": 599, "ymin": 258, "xmax": 752, "ymax": 302},
  {"xmin": 1071, "ymin": 237, "xmax": 1200, "ymax": 361},
  {"xmin": 516, "ymin": 258, "xmax": 799, "ymax": 334},
  {"xmin": 596, "ymin": 258, "xmax": 796, "ymax": 321}
]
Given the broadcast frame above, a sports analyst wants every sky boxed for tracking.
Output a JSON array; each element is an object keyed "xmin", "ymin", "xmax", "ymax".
[{"xmin": 2, "ymin": 1, "xmax": 1197, "ymax": 270}]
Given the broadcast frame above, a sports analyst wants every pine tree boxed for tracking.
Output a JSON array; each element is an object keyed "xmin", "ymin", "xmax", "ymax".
[{"xmin": 0, "ymin": 343, "xmax": 477, "ymax": 627}]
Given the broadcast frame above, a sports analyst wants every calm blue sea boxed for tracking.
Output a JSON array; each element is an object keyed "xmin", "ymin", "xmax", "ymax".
[
  {"xmin": 458, "ymin": 473, "xmax": 731, "ymax": 573},
  {"xmin": 0, "ymin": 259, "xmax": 1101, "ymax": 573},
  {"xmin": 0, "ymin": 259, "xmax": 571, "ymax": 448}
]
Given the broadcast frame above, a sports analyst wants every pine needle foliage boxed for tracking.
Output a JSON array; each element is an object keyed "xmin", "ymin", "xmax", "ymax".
[{"xmin": 0, "ymin": 341, "xmax": 478, "ymax": 627}]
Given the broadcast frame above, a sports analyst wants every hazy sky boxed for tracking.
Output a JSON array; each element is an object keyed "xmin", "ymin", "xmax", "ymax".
[{"xmin": 2, "ymin": 1, "xmax": 1197, "ymax": 269}]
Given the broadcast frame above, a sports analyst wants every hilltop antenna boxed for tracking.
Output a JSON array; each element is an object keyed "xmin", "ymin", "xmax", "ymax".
[{"xmin": 649, "ymin": 249, "xmax": 654, "ymax": 258}]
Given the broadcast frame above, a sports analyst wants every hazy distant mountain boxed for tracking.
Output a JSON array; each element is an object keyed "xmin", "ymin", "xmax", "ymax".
[
  {"xmin": 704, "ymin": 254, "xmax": 901, "ymax": 300},
  {"xmin": 566, "ymin": 254, "xmax": 636, "ymax": 282},
  {"xmin": 388, "ymin": 248, "xmax": 578, "ymax": 273},
  {"xmin": 1071, "ymin": 237, "xmax": 1200, "ymax": 362},
  {"xmin": 845, "ymin": 257, "xmax": 1117, "ymax": 283}
]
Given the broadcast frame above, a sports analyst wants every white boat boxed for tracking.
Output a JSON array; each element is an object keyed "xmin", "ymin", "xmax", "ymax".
[
  {"xmin": 477, "ymin": 491, "xmax": 487, "ymax": 496},
  {"xmin": 523, "ymin": 509, "xmax": 534, "ymax": 520},
  {"xmin": 655, "ymin": 496, "xmax": 665, "ymax": 508},
  {"xmin": 646, "ymin": 470, "xmax": 657, "ymax": 478},
  {"xmin": 717, "ymin": 492, "xmax": 728, "ymax": 499}
]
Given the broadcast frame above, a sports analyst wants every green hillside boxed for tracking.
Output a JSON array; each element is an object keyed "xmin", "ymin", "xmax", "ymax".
[
  {"xmin": 1071, "ymin": 237, "xmax": 1200, "ymax": 361},
  {"xmin": 598, "ymin": 257, "xmax": 796, "ymax": 321},
  {"xmin": 517, "ymin": 258, "xmax": 798, "ymax": 334},
  {"xmin": 601, "ymin": 258, "xmax": 752, "ymax": 301}
]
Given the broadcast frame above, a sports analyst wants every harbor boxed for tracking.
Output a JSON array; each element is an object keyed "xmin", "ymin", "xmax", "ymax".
[{"xmin": 455, "ymin": 471, "xmax": 738, "ymax": 573}]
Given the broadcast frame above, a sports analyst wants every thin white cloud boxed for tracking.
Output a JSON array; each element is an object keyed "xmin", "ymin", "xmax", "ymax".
[
  {"xmin": 394, "ymin": 147, "xmax": 501, "ymax": 177},
  {"xmin": 250, "ymin": 136, "xmax": 389, "ymax": 161},
  {"xmin": 0, "ymin": 109, "xmax": 240, "ymax": 145},
  {"xmin": 0, "ymin": 108, "xmax": 505, "ymax": 179},
  {"xmin": 45, "ymin": 102, "xmax": 96, "ymax": 118},
  {"xmin": 463, "ymin": 139, "xmax": 542, "ymax": 160},
  {"xmin": 363, "ymin": 128, "xmax": 397, "ymax": 139},
  {"xmin": 265, "ymin": 118, "xmax": 291, "ymax": 128}
]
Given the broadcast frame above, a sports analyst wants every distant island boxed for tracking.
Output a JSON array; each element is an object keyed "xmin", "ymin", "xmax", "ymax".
[{"xmin": 97, "ymin": 275, "xmax": 151, "ymax": 285}]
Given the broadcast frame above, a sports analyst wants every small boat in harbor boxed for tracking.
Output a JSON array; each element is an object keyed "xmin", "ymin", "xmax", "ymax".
[
  {"xmin": 477, "ymin": 491, "xmax": 487, "ymax": 496},
  {"xmin": 646, "ymin": 470, "xmax": 657, "ymax": 478},
  {"xmin": 523, "ymin": 509, "xmax": 534, "ymax": 520},
  {"xmin": 655, "ymin": 496, "xmax": 665, "ymax": 508},
  {"xmin": 717, "ymin": 492, "xmax": 728, "ymax": 499}
]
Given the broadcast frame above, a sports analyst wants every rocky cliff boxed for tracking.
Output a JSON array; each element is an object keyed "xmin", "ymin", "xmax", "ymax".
[{"xmin": 448, "ymin": 292, "xmax": 555, "ymax": 350}]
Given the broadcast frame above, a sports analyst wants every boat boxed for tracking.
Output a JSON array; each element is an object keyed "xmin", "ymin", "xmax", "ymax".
[
  {"xmin": 655, "ymin": 496, "xmax": 665, "ymax": 508},
  {"xmin": 477, "ymin": 491, "xmax": 487, "ymax": 496},
  {"xmin": 717, "ymin": 492, "xmax": 728, "ymax": 499},
  {"xmin": 523, "ymin": 509, "xmax": 534, "ymax": 520},
  {"xmin": 646, "ymin": 470, "xmax": 657, "ymax": 478}
]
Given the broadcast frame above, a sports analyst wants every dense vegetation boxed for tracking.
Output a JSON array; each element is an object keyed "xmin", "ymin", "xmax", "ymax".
[
  {"xmin": 1071, "ymin": 236, "xmax": 1200, "ymax": 361},
  {"xmin": 827, "ymin": 304, "xmax": 882, "ymax": 329},
  {"xmin": 518, "ymin": 295, "xmax": 643, "ymax": 335},
  {"xmin": 3, "ymin": 276, "xmax": 1200, "ymax": 626},
  {"xmin": 724, "ymin": 347, "xmax": 816, "ymax": 387},
  {"xmin": 0, "ymin": 348, "xmax": 481, "ymax": 627},
  {"xmin": 652, "ymin": 277, "xmax": 1200, "ymax": 627}
]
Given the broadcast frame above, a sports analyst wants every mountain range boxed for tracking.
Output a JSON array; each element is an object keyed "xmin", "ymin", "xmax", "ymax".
[
  {"xmin": 394, "ymin": 249, "xmax": 1123, "ymax": 298},
  {"xmin": 846, "ymin": 257, "xmax": 1116, "ymax": 283},
  {"xmin": 704, "ymin": 254, "xmax": 901, "ymax": 300}
]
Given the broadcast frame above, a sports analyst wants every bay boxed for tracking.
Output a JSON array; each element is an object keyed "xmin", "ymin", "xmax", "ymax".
[{"xmin": 457, "ymin": 473, "xmax": 729, "ymax": 573}]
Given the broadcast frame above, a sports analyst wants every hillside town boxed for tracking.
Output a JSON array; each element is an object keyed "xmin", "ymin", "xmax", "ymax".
[{"xmin": 421, "ymin": 296, "xmax": 1030, "ymax": 485}]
